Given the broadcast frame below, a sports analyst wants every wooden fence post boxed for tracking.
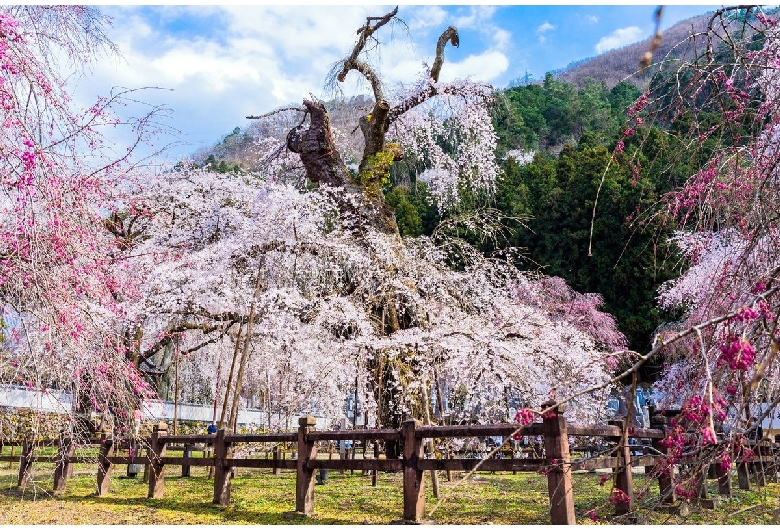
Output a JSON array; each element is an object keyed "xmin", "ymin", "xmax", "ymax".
[
  {"xmin": 372, "ymin": 441, "xmax": 379, "ymax": 487},
  {"xmin": 142, "ymin": 437, "xmax": 150, "ymax": 483},
  {"xmin": 273, "ymin": 445, "xmax": 281, "ymax": 475},
  {"xmin": 695, "ymin": 463, "xmax": 719, "ymax": 509},
  {"xmin": 96, "ymin": 432, "xmax": 115, "ymax": 496},
  {"xmin": 737, "ymin": 461, "xmax": 751, "ymax": 490},
  {"xmin": 608, "ymin": 419, "xmax": 634, "ymax": 516},
  {"xmin": 147, "ymin": 422, "xmax": 168, "ymax": 499},
  {"xmin": 754, "ymin": 441, "xmax": 767, "ymax": 486},
  {"xmin": 715, "ymin": 443, "xmax": 732, "ymax": 497},
  {"xmin": 542, "ymin": 400, "xmax": 575, "ymax": 525},
  {"xmin": 737, "ymin": 441, "xmax": 751, "ymax": 491},
  {"xmin": 182, "ymin": 442, "xmax": 192, "ymax": 478},
  {"xmin": 53, "ymin": 433, "xmax": 74, "ymax": 493},
  {"xmin": 402, "ymin": 419, "xmax": 425, "ymax": 522},
  {"xmin": 127, "ymin": 439, "xmax": 142, "ymax": 478},
  {"xmin": 650, "ymin": 414, "xmax": 676, "ymax": 504},
  {"xmin": 295, "ymin": 415, "xmax": 318, "ymax": 515},
  {"xmin": 16, "ymin": 438, "xmax": 33, "ymax": 489},
  {"xmin": 767, "ymin": 441, "xmax": 778, "ymax": 483},
  {"xmin": 212, "ymin": 428, "xmax": 233, "ymax": 505}
]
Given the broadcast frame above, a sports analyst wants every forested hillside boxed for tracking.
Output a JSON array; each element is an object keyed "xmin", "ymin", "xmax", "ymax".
[{"xmin": 555, "ymin": 11, "xmax": 711, "ymax": 89}]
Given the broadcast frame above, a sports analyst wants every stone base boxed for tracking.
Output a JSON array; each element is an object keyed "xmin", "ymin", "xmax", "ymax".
[
  {"xmin": 693, "ymin": 497, "xmax": 720, "ymax": 510},
  {"xmin": 655, "ymin": 502, "xmax": 691, "ymax": 517}
]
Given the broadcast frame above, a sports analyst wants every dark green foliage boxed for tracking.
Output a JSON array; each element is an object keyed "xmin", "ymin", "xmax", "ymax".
[
  {"xmin": 203, "ymin": 154, "xmax": 241, "ymax": 174},
  {"xmin": 384, "ymin": 182, "xmax": 440, "ymax": 238},
  {"xmin": 497, "ymin": 75, "xmax": 639, "ymax": 155},
  {"xmin": 608, "ymin": 81, "xmax": 642, "ymax": 118},
  {"xmin": 492, "ymin": 125, "xmax": 682, "ymax": 353}
]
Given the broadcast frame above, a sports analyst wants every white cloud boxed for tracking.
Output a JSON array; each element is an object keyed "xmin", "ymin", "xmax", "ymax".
[
  {"xmin": 75, "ymin": 5, "xmax": 381, "ymax": 158},
  {"xmin": 493, "ymin": 28, "xmax": 511, "ymax": 50},
  {"xmin": 439, "ymin": 51, "xmax": 509, "ymax": 83},
  {"xmin": 586, "ymin": 15, "xmax": 598, "ymax": 24},
  {"xmin": 536, "ymin": 21, "xmax": 555, "ymax": 43},
  {"xmin": 454, "ymin": 6, "xmax": 497, "ymax": 29},
  {"xmin": 407, "ymin": 6, "xmax": 448, "ymax": 31},
  {"xmin": 595, "ymin": 26, "xmax": 645, "ymax": 54},
  {"xmin": 537, "ymin": 22, "xmax": 555, "ymax": 33},
  {"xmin": 70, "ymin": 5, "xmax": 512, "ymax": 161}
]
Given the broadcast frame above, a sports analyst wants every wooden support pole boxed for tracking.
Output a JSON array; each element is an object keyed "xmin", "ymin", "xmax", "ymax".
[
  {"xmin": 697, "ymin": 466, "xmax": 709, "ymax": 499},
  {"xmin": 96, "ymin": 432, "xmax": 115, "ymax": 496},
  {"xmin": 212, "ymin": 428, "xmax": 233, "ymax": 505},
  {"xmin": 608, "ymin": 419, "xmax": 634, "ymax": 516},
  {"xmin": 372, "ymin": 441, "xmax": 379, "ymax": 487},
  {"xmin": 295, "ymin": 415, "xmax": 318, "ymax": 516},
  {"xmin": 694, "ymin": 462, "xmax": 721, "ymax": 510},
  {"xmin": 53, "ymin": 434, "xmax": 74, "ymax": 493},
  {"xmin": 422, "ymin": 382, "xmax": 439, "ymax": 499},
  {"xmin": 182, "ymin": 443, "xmax": 192, "ymax": 478},
  {"xmin": 767, "ymin": 442, "xmax": 779, "ymax": 483},
  {"xmin": 127, "ymin": 439, "xmax": 141, "ymax": 478},
  {"xmin": 16, "ymin": 438, "xmax": 33, "ymax": 489},
  {"xmin": 650, "ymin": 415, "xmax": 676, "ymax": 504},
  {"xmin": 754, "ymin": 442, "xmax": 767, "ymax": 486},
  {"xmin": 402, "ymin": 419, "xmax": 425, "ymax": 522},
  {"xmin": 147, "ymin": 422, "xmax": 168, "ymax": 499},
  {"xmin": 273, "ymin": 445, "xmax": 281, "ymax": 475},
  {"xmin": 716, "ymin": 460, "xmax": 732, "ymax": 496},
  {"xmin": 143, "ymin": 445, "xmax": 151, "ymax": 484},
  {"xmin": 753, "ymin": 461, "xmax": 766, "ymax": 486},
  {"xmin": 737, "ymin": 461, "xmax": 750, "ymax": 490},
  {"xmin": 542, "ymin": 400, "xmax": 575, "ymax": 525}
]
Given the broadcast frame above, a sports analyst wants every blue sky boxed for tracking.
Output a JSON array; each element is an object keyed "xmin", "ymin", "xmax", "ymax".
[{"xmin": 76, "ymin": 4, "xmax": 723, "ymax": 162}]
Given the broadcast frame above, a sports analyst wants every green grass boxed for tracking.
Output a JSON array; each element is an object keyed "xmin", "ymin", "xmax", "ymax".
[{"xmin": 1, "ymin": 462, "xmax": 778, "ymax": 524}]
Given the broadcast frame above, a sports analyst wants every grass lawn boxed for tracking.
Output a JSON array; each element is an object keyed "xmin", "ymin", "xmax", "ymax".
[{"xmin": 1, "ymin": 458, "xmax": 779, "ymax": 524}]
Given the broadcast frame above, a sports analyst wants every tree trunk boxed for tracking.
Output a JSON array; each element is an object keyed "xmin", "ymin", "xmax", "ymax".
[{"xmin": 287, "ymin": 100, "xmax": 399, "ymax": 236}]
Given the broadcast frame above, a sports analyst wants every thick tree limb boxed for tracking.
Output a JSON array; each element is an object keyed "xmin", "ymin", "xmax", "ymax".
[
  {"xmin": 386, "ymin": 26, "xmax": 460, "ymax": 125},
  {"xmin": 286, "ymin": 99, "xmax": 350, "ymax": 188},
  {"xmin": 430, "ymin": 26, "xmax": 459, "ymax": 82}
]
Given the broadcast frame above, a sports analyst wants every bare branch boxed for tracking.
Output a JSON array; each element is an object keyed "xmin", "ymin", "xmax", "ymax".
[
  {"xmin": 335, "ymin": 6, "xmax": 398, "ymax": 102},
  {"xmin": 246, "ymin": 106, "xmax": 305, "ymax": 120}
]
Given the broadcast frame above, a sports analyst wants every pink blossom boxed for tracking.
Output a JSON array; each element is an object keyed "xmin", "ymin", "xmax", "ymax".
[
  {"xmin": 718, "ymin": 336, "xmax": 756, "ymax": 371},
  {"xmin": 701, "ymin": 426, "xmax": 717, "ymax": 445},
  {"xmin": 608, "ymin": 487, "xmax": 630, "ymax": 506},
  {"xmin": 514, "ymin": 408, "xmax": 535, "ymax": 426},
  {"xmin": 719, "ymin": 454, "xmax": 731, "ymax": 473}
]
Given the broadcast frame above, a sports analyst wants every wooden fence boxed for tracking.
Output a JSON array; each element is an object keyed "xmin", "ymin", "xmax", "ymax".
[{"xmin": 2, "ymin": 401, "xmax": 778, "ymax": 524}]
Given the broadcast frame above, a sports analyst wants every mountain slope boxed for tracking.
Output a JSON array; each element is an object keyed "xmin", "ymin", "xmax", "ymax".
[{"xmin": 555, "ymin": 11, "xmax": 713, "ymax": 89}]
